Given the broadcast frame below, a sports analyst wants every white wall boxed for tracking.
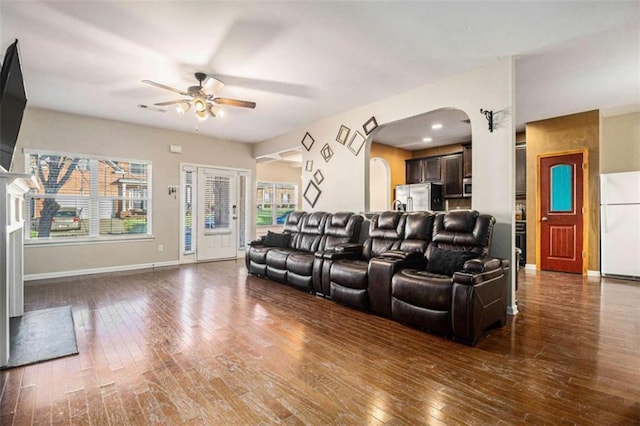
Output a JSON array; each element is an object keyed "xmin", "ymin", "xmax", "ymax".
[
  {"xmin": 14, "ymin": 108, "xmax": 256, "ymax": 278},
  {"xmin": 255, "ymin": 59, "xmax": 517, "ymax": 313}
]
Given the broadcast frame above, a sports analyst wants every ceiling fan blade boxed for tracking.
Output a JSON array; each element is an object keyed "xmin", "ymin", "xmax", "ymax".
[
  {"xmin": 213, "ymin": 98, "xmax": 256, "ymax": 109},
  {"xmin": 154, "ymin": 99, "xmax": 191, "ymax": 107},
  {"xmin": 142, "ymin": 80, "xmax": 189, "ymax": 96},
  {"xmin": 203, "ymin": 77, "xmax": 225, "ymax": 96}
]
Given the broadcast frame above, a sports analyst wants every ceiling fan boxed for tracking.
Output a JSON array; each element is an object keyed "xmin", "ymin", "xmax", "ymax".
[{"xmin": 142, "ymin": 72, "xmax": 256, "ymax": 120}]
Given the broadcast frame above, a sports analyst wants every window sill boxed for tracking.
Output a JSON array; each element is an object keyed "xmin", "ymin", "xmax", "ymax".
[{"xmin": 25, "ymin": 235, "xmax": 155, "ymax": 247}]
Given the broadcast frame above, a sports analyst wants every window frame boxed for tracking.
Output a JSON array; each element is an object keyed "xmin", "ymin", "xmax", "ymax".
[{"xmin": 24, "ymin": 149, "xmax": 153, "ymax": 244}]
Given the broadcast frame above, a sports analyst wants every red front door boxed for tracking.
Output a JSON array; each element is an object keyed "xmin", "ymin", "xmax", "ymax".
[{"xmin": 539, "ymin": 153, "xmax": 584, "ymax": 273}]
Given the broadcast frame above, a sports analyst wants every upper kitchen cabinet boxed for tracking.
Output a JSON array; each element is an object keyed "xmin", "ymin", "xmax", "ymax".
[
  {"xmin": 406, "ymin": 158, "xmax": 423, "ymax": 184},
  {"xmin": 442, "ymin": 153, "xmax": 463, "ymax": 198},
  {"xmin": 463, "ymin": 143, "xmax": 472, "ymax": 177},
  {"xmin": 405, "ymin": 156, "xmax": 441, "ymax": 184},
  {"xmin": 516, "ymin": 144, "xmax": 526, "ymax": 196}
]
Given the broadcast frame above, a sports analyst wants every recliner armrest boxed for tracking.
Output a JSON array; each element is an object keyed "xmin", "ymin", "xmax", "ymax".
[
  {"xmin": 453, "ymin": 257, "xmax": 505, "ymax": 285},
  {"xmin": 335, "ymin": 243, "xmax": 363, "ymax": 253},
  {"xmin": 248, "ymin": 236, "xmax": 266, "ymax": 247},
  {"xmin": 378, "ymin": 250, "xmax": 424, "ymax": 262},
  {"xmin": 462, "ymin": 257, "xmax": 503, "ymax": 273}
]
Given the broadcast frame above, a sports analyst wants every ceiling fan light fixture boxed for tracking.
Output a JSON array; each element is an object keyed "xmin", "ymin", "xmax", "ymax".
[{"xmin": 194, "ymin": 98, "xmax": 207, "ymax": 112}]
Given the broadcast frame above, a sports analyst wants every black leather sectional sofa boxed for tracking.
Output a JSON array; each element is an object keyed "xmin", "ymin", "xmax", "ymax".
[{"xmin": 245, "ymin": 209, "xmax": 509, "ymax": 345}]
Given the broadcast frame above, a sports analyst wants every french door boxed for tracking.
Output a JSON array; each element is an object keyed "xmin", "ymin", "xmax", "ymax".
[{"xmin": 181, "ymin": 165, "xmax": 250, "ymax": 263}]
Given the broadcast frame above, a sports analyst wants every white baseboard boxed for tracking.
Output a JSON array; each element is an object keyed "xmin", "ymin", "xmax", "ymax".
[
  {"xmin": 587, "ymin": 270, "xmax": 601, "ymax": 277},
  {"xmin": 25, "ymin": 260, "xmax": 180, "ymax": 282},
  {"xmin": 524, "ymin": 263, "xmax": 537, "ymax": 271}
]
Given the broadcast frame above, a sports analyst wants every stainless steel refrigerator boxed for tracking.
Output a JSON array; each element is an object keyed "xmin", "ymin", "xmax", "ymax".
[
  {"xmin": 600, "ymin": 171, "xmax": 640, "ymax": 279},
  {"xmin": 394, "ymin": 182, "xmax": 443, "ymax": 212}
]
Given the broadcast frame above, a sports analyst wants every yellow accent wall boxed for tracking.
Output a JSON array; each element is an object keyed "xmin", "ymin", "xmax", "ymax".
[
  {"xmin": 525, "ymin": 110, "xmax": 600, "ymax": 272},
  {"xmin": 601, "ymin": 112, "xmax": 640, "ymax": 173},
  {"xmin": 369, "ymin": 142, "xmax": 412, "ymax": 204}
]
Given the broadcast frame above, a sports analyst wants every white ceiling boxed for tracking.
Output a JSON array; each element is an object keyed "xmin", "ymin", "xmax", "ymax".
[{"xmin": 1, "ymin": 1, "xmax": 638, "ymax": 145}]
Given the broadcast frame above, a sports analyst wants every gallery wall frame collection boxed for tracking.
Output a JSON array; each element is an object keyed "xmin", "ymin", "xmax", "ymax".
[{"xmin": 301, "ymin": 114, "xmax": 379, "ymax": 207}]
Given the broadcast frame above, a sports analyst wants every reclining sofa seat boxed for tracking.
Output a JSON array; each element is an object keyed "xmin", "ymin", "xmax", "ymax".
[
  {"xmin": 266, "ymin": 211, "xmax": 329, "ymax": 286},
  {"xmin": 367, "ymin": 211, "xmax": 436, "ymax": 317},
  {"xmin": 391, "ymin": 209, "xmax": 508, "ymax": 345},
  {"xmin": 312, "ymin": 212, "xmax": 365, "ymax": 296},
  {"xmin": 328, "ymin": 211, "xmax": 408, "ymax": 310},
  {"xmin": 245, "ymin": 211, "xmax": 307, "ymax": 276}
]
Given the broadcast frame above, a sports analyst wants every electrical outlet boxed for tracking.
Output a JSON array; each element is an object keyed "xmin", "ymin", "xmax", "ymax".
[{"xmin": 158, "ymin": 245, "xmax": 164, "ymax": 252}]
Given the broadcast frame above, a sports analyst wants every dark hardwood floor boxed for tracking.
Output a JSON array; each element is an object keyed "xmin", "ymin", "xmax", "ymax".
[{"xmin": 1, "ymin": 261, "xmax": 639, "ymax": 425}]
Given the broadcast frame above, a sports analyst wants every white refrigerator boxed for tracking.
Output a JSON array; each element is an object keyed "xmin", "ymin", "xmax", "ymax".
[{"xmin": 600, "ymin": 171, "xmax": 640, "ymax": 279}]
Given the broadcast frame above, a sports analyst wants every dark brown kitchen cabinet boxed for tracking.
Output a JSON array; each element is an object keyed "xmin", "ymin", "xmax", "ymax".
[
  {"xmin": 424, "ymin": 157, "xmax": 441, "ymax": 181},
  {"xmin": 405, "ymin": 159, "xmax": 423, "ymax": 184},
  {"xmin": 463, "ymin": 144, "xmax": 472, "ymax": 178},
  {"xmin": 442, "ymin": 154, "xmax": 463, "ymax": 198},
  {"xmin": 405, "ymin": 157, "xmax": 441, "ymax": 184},
  {"xmin": 515, "ymin": 144, "xmax": 526, "ymax": 196}
]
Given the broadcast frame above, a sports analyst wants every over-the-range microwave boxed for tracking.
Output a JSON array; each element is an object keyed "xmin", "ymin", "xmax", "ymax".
[{"xmin": 463, "ymin": 178, "xmax": 472, "ymax": 197}]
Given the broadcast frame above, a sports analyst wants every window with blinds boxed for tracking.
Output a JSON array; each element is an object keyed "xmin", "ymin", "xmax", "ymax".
[
  {"xmin": 204, "ymin": 174, "xmax": 231, "ymax": 232},
  {"xmin": 24, "ymin": 151, "xmax": 151, "ymax": 241}
]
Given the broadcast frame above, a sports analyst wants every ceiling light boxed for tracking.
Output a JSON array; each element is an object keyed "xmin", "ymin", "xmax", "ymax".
[
  {"xmin": 193, "ymin": 98, "xmax": 207, "ymax": 112},
  {"xmin": 196, "ymin": 109, "xmax": 208, "ymax": 121},
  {"xmin": 431, "ymin": 123, "xmax": 443, "ymax": 130},
  {"xmin": 422, "ymin": 137, "xmax": 433, "ymax": 142}
]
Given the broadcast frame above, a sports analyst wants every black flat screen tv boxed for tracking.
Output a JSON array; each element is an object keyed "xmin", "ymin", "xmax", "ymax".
[{"xmin": 0, "ymin": 39, "xmax": 27, "ymax": 172}]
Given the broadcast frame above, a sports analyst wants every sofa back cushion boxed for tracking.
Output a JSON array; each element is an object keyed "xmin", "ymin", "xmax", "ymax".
[
  {"xmin": 282, "ymin": 211, "xmax": 307, "ymax": 248},
  {"xmin": 363, "ymin": 211, "xmax": 405, "ymax": 260},
  {"xmin": 398, "ymin": 211, "xmax": 435, "ymax": 254},
  {"xmin": 292, "ymin": 211, "xmax": 329, "ymax": 252},
  {"xmin": 428, "ymin": 209, "xmax": 495, "ymax": 257},
  {"xmin": 320, "ymin": 212, "xmax": 364, "ymax": 250}
]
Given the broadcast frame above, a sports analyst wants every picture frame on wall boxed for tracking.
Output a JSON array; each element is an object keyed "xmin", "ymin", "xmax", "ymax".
[
  {"xmin": 301, "ymin": 132, "xmax": 315, "ymax": 151},
  {"xmin": 336, "ymin": 125, "xmax": 350, "ymax": 145},
  {"xmin": 305, "ymin": 160, "xmax": 313, "ymax": 172},
  {"xmin": 363, "ymin": 116, "xmax": 378, "ymax": 135},
  {"xmin": 320, "ymin": 143, "xmax": 334, "ymax": 162},
  {"xmin": 313, "ymin": 169, "xmax": 324, "ymax": 185},
  {"xmin": 303, "ymin": 180, "xmax": 321, "ymax": 208},
  {"xmin": 347, "ymin": 131, "xmax": 366, "ymax": 156}
]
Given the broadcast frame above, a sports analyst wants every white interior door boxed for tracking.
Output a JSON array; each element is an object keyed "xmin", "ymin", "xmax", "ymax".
[{"xmin": 196, "ymin": 167, "xmax": 237, "ymax": 261}]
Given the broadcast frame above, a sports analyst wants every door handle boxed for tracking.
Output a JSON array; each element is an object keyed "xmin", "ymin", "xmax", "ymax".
[
  {"xmin": 232, "ymin": 205, "xmax": 237, "ymax": 220},
  {"xmin": 541, "ymin": 216, "xmax": 548, "ymax": 221}
]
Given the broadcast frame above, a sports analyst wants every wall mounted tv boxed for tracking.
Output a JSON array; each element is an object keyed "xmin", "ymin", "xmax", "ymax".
[{"xmin": 0, "ymin": 39, "xmax": 27, "ymax": 172}]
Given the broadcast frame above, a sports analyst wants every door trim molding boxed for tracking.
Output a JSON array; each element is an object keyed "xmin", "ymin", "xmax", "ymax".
[{"xmin": 535, "ymin": 149, "xmax": 589, "ymax": 275}]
